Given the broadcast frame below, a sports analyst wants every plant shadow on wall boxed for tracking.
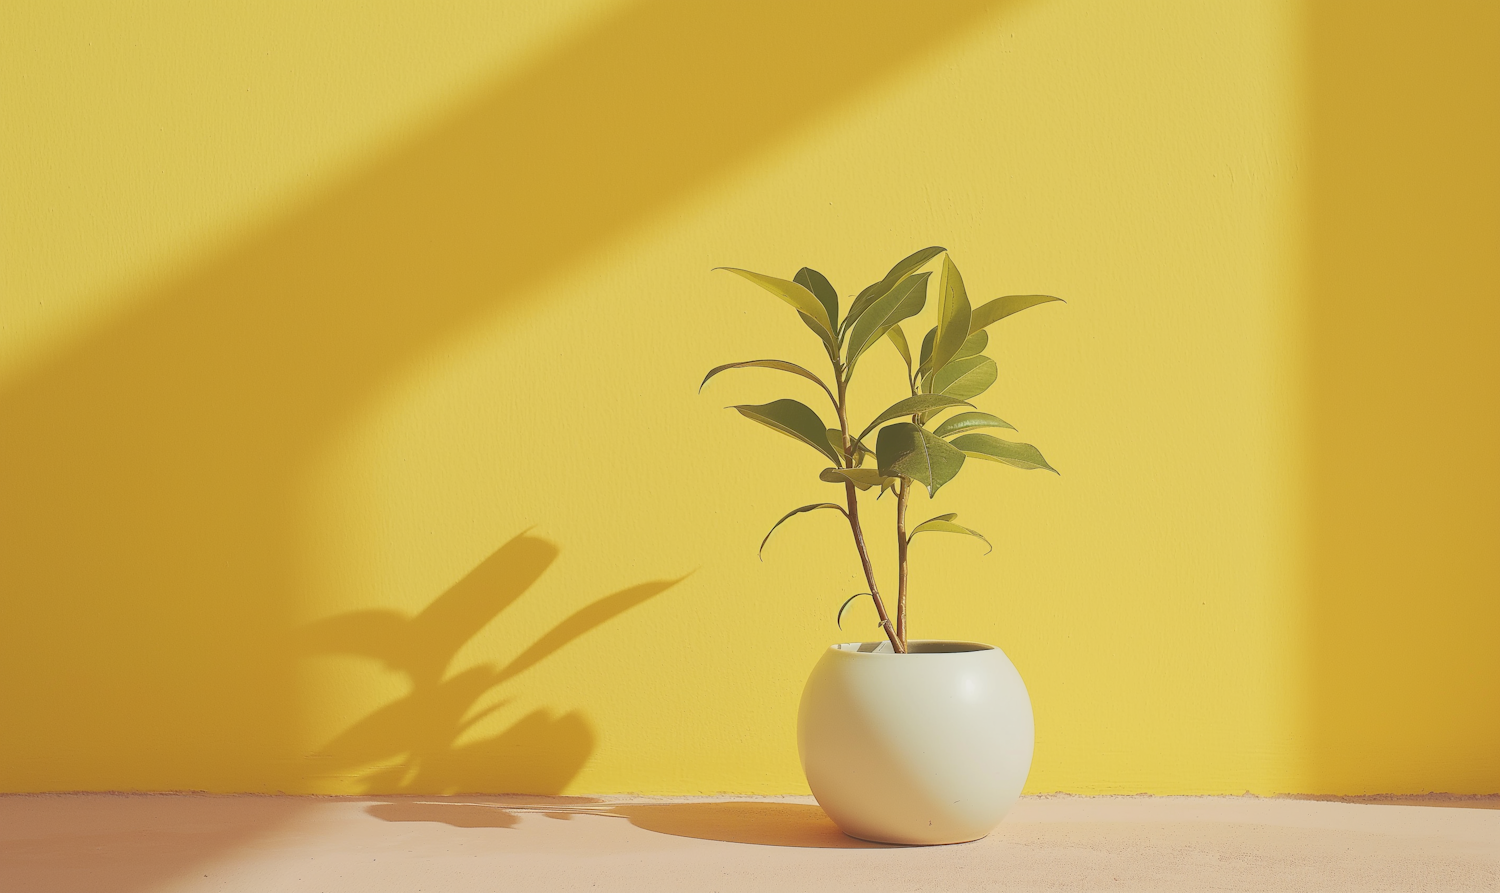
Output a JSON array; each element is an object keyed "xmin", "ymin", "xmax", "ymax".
[
  {"xmin": 0, "ymin": 0, "xmax": 1008, "ymax": 793},
  {"xmin": 301, "ymin": 532, "xmax": 683, "ymax": 794}
]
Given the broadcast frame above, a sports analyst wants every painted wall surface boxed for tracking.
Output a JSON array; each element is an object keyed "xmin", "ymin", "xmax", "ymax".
[{"xmin": 1, "ymin": 1, "xmax": 1495, "ymax": 796}]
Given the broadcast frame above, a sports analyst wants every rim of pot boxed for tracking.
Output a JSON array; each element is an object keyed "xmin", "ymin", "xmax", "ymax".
[{"xmin": 830, "ymin": 639, "xmax": 996, "ymax": 655}]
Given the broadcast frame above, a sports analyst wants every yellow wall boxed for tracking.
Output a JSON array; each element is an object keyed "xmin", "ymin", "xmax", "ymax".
[
  {"xmin": 2, "ymin": 1, "xmax": 1495, "ymax": 796},
  {"xmin": 1302, "ymin": 1, "xmax": 1500, "ymax": 793}
]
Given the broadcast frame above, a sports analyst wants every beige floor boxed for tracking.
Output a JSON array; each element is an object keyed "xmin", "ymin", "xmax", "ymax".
[{"xmin": 3, "ymin": 793, "xmax": 1497, "ymax": 892}]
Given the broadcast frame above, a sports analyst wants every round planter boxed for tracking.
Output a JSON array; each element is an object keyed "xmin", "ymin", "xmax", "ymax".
[{"xmin": 797, "ymin": 639, "xmax": 1034, "ymax": 845}]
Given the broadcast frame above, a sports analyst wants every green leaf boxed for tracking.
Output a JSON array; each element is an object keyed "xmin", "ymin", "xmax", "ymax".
[
  {"xmin": 857, "ymin": 394, "xmax": 972, "ymax": 441},
  {"xmin": 875, "ymin": 422, "xmax": 966, "ymax": 496},
  {"xmin": 825, "ymin": 428, "xmax": 847, "ymax": 461},
  {"xmin": 820, "ymin": 467, "xmax": 897, "ymax": 491},
  {"xmin": 887, "ymin": 324, "xmax": 912, "ymax": 369},
  {"xmin": 932, "ymin": 355, "xmax": 998, "ymax": 400},
  {"xmin": 928, "ymin": 255, "xmax": 973, "ymax": 376},
  {"xmin": 954, "ymin": 330, "xmax": 988, "ymax": 361},
  {"xmin": 841, "ymin": 246, "xmax": 945, "ymax": 336},
  {"xmin": 844, "ymin": 272, "xmax": 930, "ymax": 371},
  {"xmin": 825, "ymin": 428, "xmax": 844, "ymax": 461},
  {"xmin": 700, "ymin": 359, "xmax": 835, "ymax": 406},
  {"xmin": 969, "ymin": 294, "xmax": 1064, "ymax": 334},
  {"xmin": 884, "ymin": 245, "xmax": 945, "ymax": 282},
  {"xmin": 932, "ymin": 411, "xmax": 1016, "ymax": 438},
  {"xmin": 908, "ymin": 514, "xmax": 991, "ymax": 554},
  {"xmin": 837, "ymin": 593, "xmax": 873, "ymax": 630},
  {"xmin": 731, "ymin": 399, "xmax": 840, "ymax": 464},
  {"xmin": 759, "ymin": 502, "xmax": 846, "ymax": 559},
  {"xmin": 824, "ymin": 429, "xmax": 872, "ymax": 464},
  {"xmin": 716, "ymin": 267, "xmax": 836, "ymax": 343},
  {"xmin": 917, "ymin": 327, "xmax": 988, "ymax": 379},
  {"xmin": 794, "ymin": 267, "xmax": 839, "ymax": 345},
  {"xmin": 950, "ymin": 433, "xmax": 1058, "ymax": 473},
  {"xmin": 917, "ymin": 326, "xmax": 937, "ymax": 374}
]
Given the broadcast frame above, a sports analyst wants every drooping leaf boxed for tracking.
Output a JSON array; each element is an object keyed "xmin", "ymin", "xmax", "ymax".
[
  {"xmin": 932, "ymin": 411, "xmax": 1016, "ymax": 438},
  {"xmin": 875, "ymin": 422, "xmax": 966, "ymax": 496},
  {"xmin": 759, "ymin": 502, "xmax": 846, "ymax": 559},
  {"xmin": 908, "ymin": 514, "xmax": 992, "ymax": 554},
  {"xmin": 820, "ymin": 467, "xmax": 897, "ymax": 491},
  {"xmin": 928, "ymin": 255, "xmax": 973, "ymax": 376},
  {"xmin": 969, "ymin": 294, "xmax": 1064, "ymax": 334},
  {"xmin": 857, "ymin": 394, "xmax": 972, "ymax": 441},
  {"xmin": 887, "ymin": 324, "xmax": 912, "ymax": 369},
  {"xmin": 950, "ymin": 432, "xmax": 1058, "ymax": 473},
  {"xmin": 837, "ymin": 592, "xmax": 873, "ymax": 630},
  {"xmin": 716, "ymin": 267, "xmax": 836, "ymax": 343},
  {"xmin": 844, "ymin": 272, "xmax": 930, "ymax": 371},
  {"xmin": 932, "ymin": 355, "xmax": 998, "ymax": 401},
  {"xmin": 700, "ymin": 359, "xmax": 835, "ymax": 406},
  {"xmin": 841, "ymin": 246, "xmax": 945, "ymax": 337},
  {"xmin": 954, "ymin": 330, "xmax": 988, "ymax": 361},
  {"xmin": 731, "ymin": 399, "xmax": 840, "ymax": 464},
  {"xmin": 794, "ymin": 267, "xmax": 839, "ymax": 345}
]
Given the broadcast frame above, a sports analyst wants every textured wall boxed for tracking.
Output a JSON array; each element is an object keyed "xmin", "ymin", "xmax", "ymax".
[{"xmin": 2, "ymin": 0, "xmax": 1495, "ymax": 795}]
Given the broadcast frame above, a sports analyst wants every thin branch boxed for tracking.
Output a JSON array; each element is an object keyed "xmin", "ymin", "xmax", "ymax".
[
  {"xmin": 895, "ymin": 477, "xmax": 910, "ymax": 650},
  {"xmin": 835, "ymin": 370, "xmax": 904, "ymax": 653}
]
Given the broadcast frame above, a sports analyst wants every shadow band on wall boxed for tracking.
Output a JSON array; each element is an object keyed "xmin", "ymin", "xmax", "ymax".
[
  {"xmin": 0, "ymin": 0, "xmax": 1008, "ymax": 794},
  {"xmin": 1302, "ymin": 0, "xmax": 1500, "ymax": 794}
]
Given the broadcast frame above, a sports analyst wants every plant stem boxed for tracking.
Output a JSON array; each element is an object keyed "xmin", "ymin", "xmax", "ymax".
[
  {"xmin": 895, "ymin": 477, "xmax": 910, "ymax": 651},
  {"xmin": 835, "ymin": 370, "xmax": 904, "ymax": 653},
  {"xmin": 843, "ymin": 481, "xmax": 901, "ymax": 651},
  {"xmin": 895, "ymin": 366, "xmax": 917, "ymax": 651}
]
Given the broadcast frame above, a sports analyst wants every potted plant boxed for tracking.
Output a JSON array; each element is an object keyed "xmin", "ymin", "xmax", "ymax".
[{"xmin": 702, "ymin": 247, "xmax": 1062, "ymax": 845}]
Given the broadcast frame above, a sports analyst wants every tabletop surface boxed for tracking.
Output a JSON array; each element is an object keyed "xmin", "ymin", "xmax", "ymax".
[{"xmin": 3, "ymin": 792, "xmax": 1497, "ymax": 892}]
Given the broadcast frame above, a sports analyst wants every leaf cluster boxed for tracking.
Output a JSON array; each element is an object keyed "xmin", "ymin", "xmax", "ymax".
[{"xmin": 703, "ymin": 248, "xmax": 1062, "ymax": 636}]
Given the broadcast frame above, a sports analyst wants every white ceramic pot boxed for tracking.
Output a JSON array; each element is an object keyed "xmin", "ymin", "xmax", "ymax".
[{"xmin": 797, "ymin": 639, "xmax": 1034, "ymax": 845}]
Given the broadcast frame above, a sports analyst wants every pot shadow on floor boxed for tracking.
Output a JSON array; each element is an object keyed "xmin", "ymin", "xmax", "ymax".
[
  {"xmin": 365, "ymin": 797, "xmax": 893, "ymax": 848},
  {"xmin": 301, "ymin": 531, "xmax": 685, "ymax": 794}
]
